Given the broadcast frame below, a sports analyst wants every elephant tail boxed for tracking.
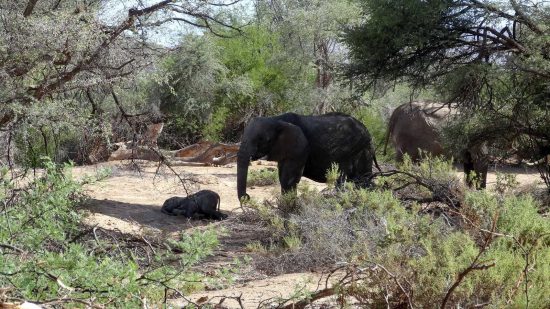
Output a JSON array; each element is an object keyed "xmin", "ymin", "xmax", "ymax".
[
  {"xmin": 383, "ymin": 109, "xmax": 399, "ymax": 156},
  {"xmin": 373, "ymin": 153, "xmax": 382, "ymax": 172},
  {"xmin": 383, "ymin": 129, "xmax": 390, "ymax": 156}
]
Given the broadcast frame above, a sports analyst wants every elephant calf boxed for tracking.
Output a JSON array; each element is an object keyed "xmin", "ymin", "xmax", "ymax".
[{"xmin": 161, "ymin": 190, "xmax": 227, "ymax": 220}]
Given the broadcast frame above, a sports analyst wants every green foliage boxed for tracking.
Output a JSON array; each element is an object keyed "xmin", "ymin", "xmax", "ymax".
[
  {"xmin": 247, "ymin": 168, "xmax": 279, "ymax": 187},
  {"xmin": 353, "ymin": 107, "xmax": 395, "ymax": 162},
  {"xmin": 323, "ymin": 163, "xmax": 340, "ymax": 189},
  {"xmin": 152, "ymin": 35, "xmax": 228, "ymax": 146},
  {"xmin": 0, "ymin": 159, "xmax": 223, "ymax": 306},
  {"xmin": 152, "ymin": 27, "xmax": 308, "ymax": 144},
  {"xmin": 462, "ymin": 192, "xmax": 550, "ymax": 308},
  {"xmin": 0, "ymin": 158, "xmax": 84, "ymax": 249},
  {"xmin": 379, "ymin": 153, "xmax": 464, "ymax": 206},
  {"xmin": 151, "ymin": 1, "xmax": 365, "ymax": 144},
  {"xmin": 244, "ymin": 160, "xmax": 549, "ymax": 306},
  {"xmin": 217, "ymin": 26, "xmax": 293, "ymax": 99},
  {"xmin": 344, "ymin": 0, "xmax": 550, "ymax": 190},
  {"xmin": 202, "ymin": 106, "xmax": 230, "ymax": 142},
  {"xmin": 493, "ymin": 172, "xmax": 520, "ymax": 196},
  {"xmin": 343, "ymin": 0, "xmax": 460, "ymax": 86},
  {"xmin": 12, "ymin": 98, "xmax": 93, "ymax": 167}
]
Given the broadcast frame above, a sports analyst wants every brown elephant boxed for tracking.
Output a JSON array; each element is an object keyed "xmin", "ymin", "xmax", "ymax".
[{"xmin": 384, "ymin": 101, "xmax": 488, "ymax": 189}]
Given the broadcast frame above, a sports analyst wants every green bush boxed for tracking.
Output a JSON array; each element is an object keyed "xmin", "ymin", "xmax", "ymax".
[
  {"xmin": 247, "ymin": 168, "xmax": 279, "ymax": 187},
  {"xmin": 202, "ymin": 106, "xmax": 231, "ymax": 142},
  {"xmin": 0, "ymin": 158, "xmax": 223, "ymax": 307},
  {"xmin": 353, "ymin": 107, "xmax": 395, "ymax": 162},
  {"xmin": 244, "ymin": 175, "xmax": 549, "ymax": 307},
  {"xmin": 379, "ymin": 153, "xmax": 464, "ymax": 207}
]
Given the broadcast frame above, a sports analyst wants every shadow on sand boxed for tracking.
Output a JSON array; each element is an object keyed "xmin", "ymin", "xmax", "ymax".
[{"xmin": 83, "ymin": 198, "xmax": 226, "ymax": 234}]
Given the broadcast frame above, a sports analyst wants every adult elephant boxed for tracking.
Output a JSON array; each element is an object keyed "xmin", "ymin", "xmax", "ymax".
[
  {"xmin": 384, "ymin": 101, "xmax": 488, "ymax": 189},
  {"xmin": 237, "ymin": 112, "xmax": 377, "ymax": 200}
]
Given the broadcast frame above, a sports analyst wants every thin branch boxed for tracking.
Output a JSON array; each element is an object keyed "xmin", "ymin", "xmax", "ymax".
[
  {"xmin": 440, "ymin": 212, "xmax": 499, "ymax": 308},
  {"xmin": 280, "ymin": 287, "xmax": 337, "ymax": 309},
  {"xmin": 510, "ymin": 0, "xmax": 544, "ymax": 35},
  {"xmin": 467, "ymin": 0, "xmax": 518, "ymax": 22},
  {"xmin": 36, "ymin": 297, "xmax": 103, "ymax": 309},
  {"xmin": 0, "ymin": 243, "xmax": 23, "ymax": 253},
  {"xmin": 205, "ymin": 0, "xmax": 242, "ymax": 7},
  {"xmin": 23, "ymin": 0, "xmax": 39, "ymax": 17},
  {"xmin": 372, "ymin": 262, "xmax": 414, "ymax": 309}
]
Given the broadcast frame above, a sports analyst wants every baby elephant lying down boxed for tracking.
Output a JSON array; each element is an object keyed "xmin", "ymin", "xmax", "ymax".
[{"xmin": 161, "ymin": 190, "xmax": 227, "ymax": 220}]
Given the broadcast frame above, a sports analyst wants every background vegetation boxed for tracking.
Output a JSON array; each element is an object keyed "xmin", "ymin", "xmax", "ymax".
[
  {"xmin": 1, "ymin": 0, "xmax": 548, "ymax": 307},
  {"xmin": 242, "ymin": 159, "xmax": 549, "ymax": 308}
]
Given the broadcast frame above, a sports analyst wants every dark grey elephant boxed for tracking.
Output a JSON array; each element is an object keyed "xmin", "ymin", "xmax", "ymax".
[
  {"xmin": 237, "ymin": 112, "xmax": 378, "ymax": 200},
  {"xmin": 161, "ymin": 190, "xmax": 227, "ymax": 220},
  {"xmin": 384, "ymin": 101, "xmax": 488, "ymax": 189}
]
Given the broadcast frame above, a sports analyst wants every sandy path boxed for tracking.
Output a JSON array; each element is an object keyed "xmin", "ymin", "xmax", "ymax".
[
  {"xmin": 172, "ymin": 272, "xmax": 338, "ymax": 308},
  {"xmin": 77, "ymin": 160, "xmax": 306, "ymax": 235}
]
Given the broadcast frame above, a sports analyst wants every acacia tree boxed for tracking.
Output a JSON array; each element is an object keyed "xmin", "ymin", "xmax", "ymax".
[
  {"xmin": 255, "ymin": 0, "xmax": 362, "ymax": 113},
  {"xmin": 0, "ymin": 0, "xmax": 241, "ymax": 163},
  {"xmin": 343, "ymin": 0, "xmax": 550, "ymax": 188},
  {"xmin": 1, "ymin": 0, "xmax": 239, "ymax": 114}
]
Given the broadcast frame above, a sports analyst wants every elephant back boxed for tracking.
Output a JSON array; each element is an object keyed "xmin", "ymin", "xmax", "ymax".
[
  {"xmin": 301, "ymin": 114, "xmax": 371, "ymax": 153},
  {"xmin": 389, "ymin": 101, "xmax": 455, "ymax": 161}
]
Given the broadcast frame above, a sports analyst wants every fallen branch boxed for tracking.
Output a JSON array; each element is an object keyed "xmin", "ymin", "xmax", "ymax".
[
  {"xmin": 0, "ymin": 243, "xmax": 23, "ymax": 254},
  {"xmin": 280, "ymin": 287, "xmax": 337, "ymax": 309}
]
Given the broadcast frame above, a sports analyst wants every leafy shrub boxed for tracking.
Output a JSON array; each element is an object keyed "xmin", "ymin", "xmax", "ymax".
[
  {"xmin": 0, "ymin": 158, "xmax": 223, "ymax": 307},
  {"xmin": 381, "ymin": 153, "xmax": 465, "ymax": 207},
  {"xmin": 247, "ymin": 168, "xmax": 279, "ymax": 186},
  {"xmin": 202, "ymin": 106, "xmax": 231, "ymax": 142},
  {"xmin": 325, "ymin": 162, "xmax": 340, "ymax": 189},
  {"xmin": 243, "ymin": 177, "xmax": 549, "ymax": 307},
  {"xmin": 353, "ymin": 107, "xmax": 395, "ymax": 162}
]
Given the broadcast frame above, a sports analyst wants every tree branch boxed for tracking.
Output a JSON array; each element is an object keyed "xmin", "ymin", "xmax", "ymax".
[
  {"xmin": 0, "ymin": 243, "xmax": 23, "ymax": 253},
  {"xmin": 280, "ymin": 287, "xmax": 337, "ymax": 309},
  {"xmin": 23, "ymin": 0, "xmax": 39, "ymax": 17},
  {"xmin": 510, "ymin": 0, "xmax": 544, "ymax": 35},
  {"xmin": 440, "ymin": 212, "xmax": 499, "ymax": 308}
]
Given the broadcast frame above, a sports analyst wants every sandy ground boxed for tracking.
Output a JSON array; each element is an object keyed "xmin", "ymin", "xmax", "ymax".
[
  {"xmin": 77, "ymin": 160, "xmax": 325, "ymax": 236},
  {"xmin": 76, "ymin": 160, "xmax": 544, "ymax": 308}
]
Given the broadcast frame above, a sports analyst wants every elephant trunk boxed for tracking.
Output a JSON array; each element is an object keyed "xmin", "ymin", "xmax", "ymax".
[{"xmin": 237, "ymin": 146, "xmax": 251, "ymax": 201}]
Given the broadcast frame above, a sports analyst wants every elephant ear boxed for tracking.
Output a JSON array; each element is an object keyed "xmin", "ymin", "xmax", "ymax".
[{"xmin": 269, "ymin": 121, "xmax": 309, "ymax": 160}]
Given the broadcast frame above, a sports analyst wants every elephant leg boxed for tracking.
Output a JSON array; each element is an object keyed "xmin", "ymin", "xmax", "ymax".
[
  {"xmin": 278, "ymin": 160, "xmax": 305, "ymax": 194},
  {"xmin": 464, "ymin": 149, "xmax": 488, "ymax": 189},
  {"xmin": 474, "ymin": 159, "xmax": 489, "ymax": 189},
  {"xmin": 395, "ymin": 148, "xmax": 404, "ymax": 162},
  {"xmin": 478, "ymin": 170, "xmax": 488, "ymax": 189},
  {"xmin": 465, "ymin": 167, "xmax": 487, "ymax": 190}
]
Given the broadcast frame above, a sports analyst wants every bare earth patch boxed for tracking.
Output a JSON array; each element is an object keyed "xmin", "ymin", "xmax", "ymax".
[{"xmin": 76, "ymin": 160, "xmax": 543, "ymax": 308}]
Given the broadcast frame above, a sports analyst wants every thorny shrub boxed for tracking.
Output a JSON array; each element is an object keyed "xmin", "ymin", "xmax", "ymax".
[
  {"xmin": 247, "ymin": 168, "xmax": 279, "ymax": 187},
  {"xmin": 379, "ymin": 153, "xmax": 465, "ymax": 207},
  {"xmin": 0, "ymin": 159, "xmax": 224, "ymax": 307},
  {"xmin": 241, "ymin": 158, "xmax": 549, "ymax": 308}
]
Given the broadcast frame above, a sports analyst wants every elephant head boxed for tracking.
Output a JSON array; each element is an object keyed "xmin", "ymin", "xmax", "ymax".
[{"xmin": 237, "ymin": 117, "xmax": 308, "ymax": 201}]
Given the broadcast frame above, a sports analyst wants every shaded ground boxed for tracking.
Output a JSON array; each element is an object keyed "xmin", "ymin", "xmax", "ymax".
[
  {"xmin": 77, "ymin": 160, "xmax": 544, "ymax": 308},
  {"xmin": 77, "ymin": 160, "xmax": 320, "ymax": 236}
]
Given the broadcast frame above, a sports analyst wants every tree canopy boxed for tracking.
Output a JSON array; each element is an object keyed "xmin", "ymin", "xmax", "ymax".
[
  {"xmin": 343, "ymin": 0, "xmax": 550, "ymax": 164},
  {"xmin": 0, "ymin": 0, "xmax": 242, "ymax": 127}
]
